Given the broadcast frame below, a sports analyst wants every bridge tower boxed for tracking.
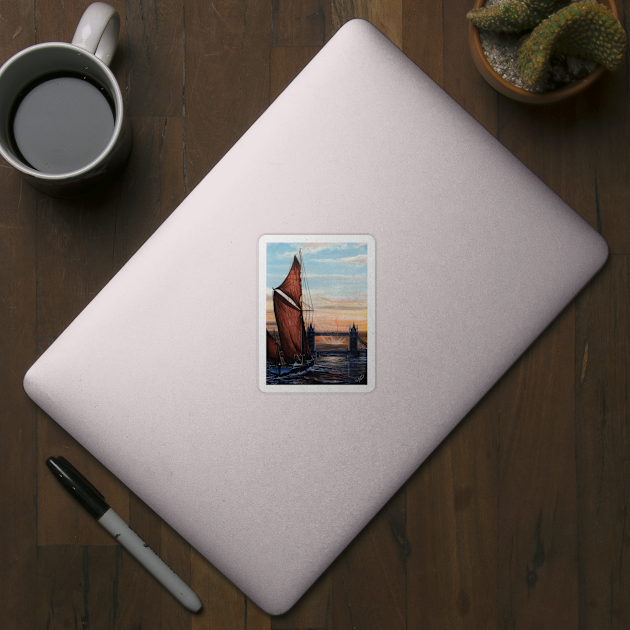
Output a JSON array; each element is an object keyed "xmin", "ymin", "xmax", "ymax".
[
  {"xmin": 307, "ymin": 323, "xmax": 316, "ymax": 356},
  {"xmin": 349, "ymin": 323, "xmax": 358, "ymax": 357}
]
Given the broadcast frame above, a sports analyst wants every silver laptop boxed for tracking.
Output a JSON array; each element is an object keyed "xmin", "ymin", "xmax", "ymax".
[{"xmin": 24, "ymin": 19, "xmax": 607, "ymax": 614}]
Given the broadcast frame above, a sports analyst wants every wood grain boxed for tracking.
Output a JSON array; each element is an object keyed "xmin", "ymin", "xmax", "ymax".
[
  {"xmin": 331, "ymin": 486, "xmax": 408, "ymax": 630},
  {"xmin": 0, "ymin": 159, "xmax": 38, "ymax": 630},
  {"xmin": 443, "ymin": 0, "xmax": 497, "ymax": 132},
  {"xmin": 271, "ymin": 0, "xmax": 331, "ymax": 46},
  {"xmin": 407, "ymin": 391, "xmax": 498, "ymax": 629},
  {"xmin": 184, "ymin": 0, "xmax": 271, "ymax": 191},
  {"xmin": 497, "ymin": 305, "xmax": 578, "ymax": 629},
  {"xmin": 576, "ymin": 256, "xmax": 630, "ymax": 629},
  {"xmin": 1, "ymin": 0, "xmax": 629, "ymax": 627},
  {"xmin": 126, "ymin": 0, "xmax": 184, "ymax": 117},
  {"xmin": 0, "ymin": 4, "xmax": 38, "ymax": 629},
  {"xmin": 582, "ymin": 72, "xmax": 630, "ymax": 254},
  {"xmin": 36, "ymin": 545, "xmax": 118, "ymax": 630},
  {"xmin": 403, "ymin": 0, "xmax": 444, "ymax": 87}
]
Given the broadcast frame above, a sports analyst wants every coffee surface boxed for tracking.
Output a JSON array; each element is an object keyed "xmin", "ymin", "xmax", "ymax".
[{"xmin": 12, "ymin": 75, "xmax": 115, "ymax": 174}]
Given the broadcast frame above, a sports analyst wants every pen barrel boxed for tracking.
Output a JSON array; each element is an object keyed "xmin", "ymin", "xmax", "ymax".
[{"xmin": 98, "ymin": 508, "xmax": 202, "ymax": 612}]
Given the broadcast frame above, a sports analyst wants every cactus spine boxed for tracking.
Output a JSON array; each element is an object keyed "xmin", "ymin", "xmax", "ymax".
[
  {"xmin": 467, "ymin": 0, "xmax": 568, "ymax": 33},
  {"xmin": 516, "ymin": 1, "xmax": 627, "ymax": 85}
]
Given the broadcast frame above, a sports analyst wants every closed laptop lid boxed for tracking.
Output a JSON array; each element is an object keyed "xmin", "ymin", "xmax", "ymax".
[{"xmin": 24, "ymin": 19, "xmax": 607, "ymax": 614}]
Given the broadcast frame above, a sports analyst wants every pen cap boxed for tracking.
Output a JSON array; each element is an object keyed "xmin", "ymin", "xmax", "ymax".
[{"xmin": 46, "ymin": 456, "xmax": 110, "ymax": 519}]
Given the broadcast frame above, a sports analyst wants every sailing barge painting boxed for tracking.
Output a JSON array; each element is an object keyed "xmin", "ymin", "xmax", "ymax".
[
  {"xmin": 261, "ymin": 236, "xmax": 374, "ymax": 390},
  {"xmin": 266, "ymin": 252, "xmax": 314, "ymax": 377}
]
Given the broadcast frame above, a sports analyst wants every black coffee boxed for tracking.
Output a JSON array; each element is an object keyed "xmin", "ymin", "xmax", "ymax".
[{"xmin": 10, "ymin": 73, "xmax": 115, "ymax": 174}]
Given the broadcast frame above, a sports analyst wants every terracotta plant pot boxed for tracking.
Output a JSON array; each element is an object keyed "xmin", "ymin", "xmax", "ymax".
[{"xmin": 468, "ymin": 0, "xmax": 619, "ymax": 103}]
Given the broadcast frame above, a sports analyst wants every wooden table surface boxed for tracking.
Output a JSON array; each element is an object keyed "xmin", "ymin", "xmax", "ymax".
[{"xmin": 1, "ymin": 0, "xmax": 629, "ymax": 628}]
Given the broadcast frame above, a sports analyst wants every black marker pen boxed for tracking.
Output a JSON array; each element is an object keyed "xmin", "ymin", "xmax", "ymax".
[{"xmin": 46, "ymin": 456, "xmax": 202, "ymax": 612}]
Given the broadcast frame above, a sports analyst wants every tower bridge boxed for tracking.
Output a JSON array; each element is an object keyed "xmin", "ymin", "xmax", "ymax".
[{"xmin": 306, "ymin": 324, "xmax": 367, "ymax": 358}]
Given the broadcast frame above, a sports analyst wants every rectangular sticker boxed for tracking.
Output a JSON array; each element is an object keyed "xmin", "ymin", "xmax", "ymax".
[{"xmin": 259, "ymin": 235, "xmax": 375, "ymax": 393}]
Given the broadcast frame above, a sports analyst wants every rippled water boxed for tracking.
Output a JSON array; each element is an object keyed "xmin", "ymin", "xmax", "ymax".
[{"xmin": 266, "ymin": 354, "xmax": 368, "ymax": 386}]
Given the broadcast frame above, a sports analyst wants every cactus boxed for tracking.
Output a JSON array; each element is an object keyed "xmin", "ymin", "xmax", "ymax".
[
  {"xmin": 467, "ymin": 0, "xmax": 568, "ymax": 33},
  {"xmin": 516, "ymin": 1, "xmax": 627, "ymax": 85}
]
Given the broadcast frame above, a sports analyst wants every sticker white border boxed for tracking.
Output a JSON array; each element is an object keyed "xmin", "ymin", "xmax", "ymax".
[{"xmin": 259, "ymin": 235, "xmax": 375, "ymax": 393}]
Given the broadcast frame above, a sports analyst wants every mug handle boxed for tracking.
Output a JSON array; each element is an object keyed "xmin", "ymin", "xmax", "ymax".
[{"xmin": 71, "ymin": 2, "xmax": 120, "ymax": 67}]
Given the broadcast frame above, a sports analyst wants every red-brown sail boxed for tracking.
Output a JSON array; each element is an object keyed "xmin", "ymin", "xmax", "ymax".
[
  {"xmin": 266, "ymin": 330, "xmax": 281, "ymax": 363},
  {"xmin": 273, "ymin": 291, "xmax": 309, "ymax": 363},
  {"xmin": 276, "ymin": 255, "xmax": 302, "ymax": 308}
]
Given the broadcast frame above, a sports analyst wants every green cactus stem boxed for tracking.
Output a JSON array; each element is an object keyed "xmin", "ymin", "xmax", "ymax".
[
  {"xmin": 517, "ymin": 1, "xmax": 627, "ymax": 85},
  {"xmin": 467, "ymin": 0, "xmax": 568, "ymax": 33}
]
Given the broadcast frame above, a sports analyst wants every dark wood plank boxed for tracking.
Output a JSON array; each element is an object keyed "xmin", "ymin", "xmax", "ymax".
[
  {"xmin": 36, "ymin": 545, "xmax": 118, "ymax": 630},
  {"xmin": 496, "ymin": 97, "xmax": 598, "ymax": 228},
  {"xmin": 0, "ymin": 147, "xmax": 38, "ymax": 630},
  {"xmin": 330, "ymin": 486, "xmax": 407, "ymax": 630},
  {"xmin": 184, "ymin": 0, "xmax": 272, "ymax": 192},
  {"xmin": 126, "ymin": 0, "xmax": 184, "ymax": 117},
  {"xmin": 402, "ymin": 0, "xmax": 444, "ymax": 88},
  {"xmin": 0, "ymin": 0, "xmax": 35, "ymax": 53},
  {"xmin": 272, "ymin": 0, "xmax": 330, "ymax": 47},
  {"xmin": 0, "ymin": 4, "xmax": 39, "ymax": 629},
  {"xmin": 576, "ymin": 256, "xmax": 630, "ymax": 629},
  {"xmin": 0, "ymin": 101, "xmax": 37, "ymax": 627},
  {"xmin": 331, "ymin": 0, "xmax": 402, "ymax": 47},
  {"xmin": 581, "ymin": 71, "xmax": 630, "ymax": 254},
  {"xmin": 497, "ymin": 305, "xmax": 578, "ymax": 628},
  {"xmin": 443, "ymin": 0, "xmax": 497, "ymax": 132},
  {"xmin": 574, "ymin": 0, "xmax": 630, "ymax": 254},
  {"xmin": 36, "ymin": 0, "xmax": 123, "ymax": 45},
  {"xmin": 407, "ymin": 392, "xmax": 499, "ymax": 629}
]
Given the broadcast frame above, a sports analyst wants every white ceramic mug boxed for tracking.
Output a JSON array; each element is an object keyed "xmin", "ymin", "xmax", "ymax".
[{"xmin": 0, "ymin": 2, "xmax": 131, "ymax": 197}]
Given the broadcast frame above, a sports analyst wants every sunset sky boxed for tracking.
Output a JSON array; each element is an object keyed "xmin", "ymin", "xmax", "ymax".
[{"xmin": 266, "ymin": 242, "xmax": 368, "ymax": 341}]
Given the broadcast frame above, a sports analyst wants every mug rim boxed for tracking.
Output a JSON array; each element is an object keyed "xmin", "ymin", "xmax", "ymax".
[{"xmin": 0, "ymin": 41, "xmax": 125, "ymax": 181}]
